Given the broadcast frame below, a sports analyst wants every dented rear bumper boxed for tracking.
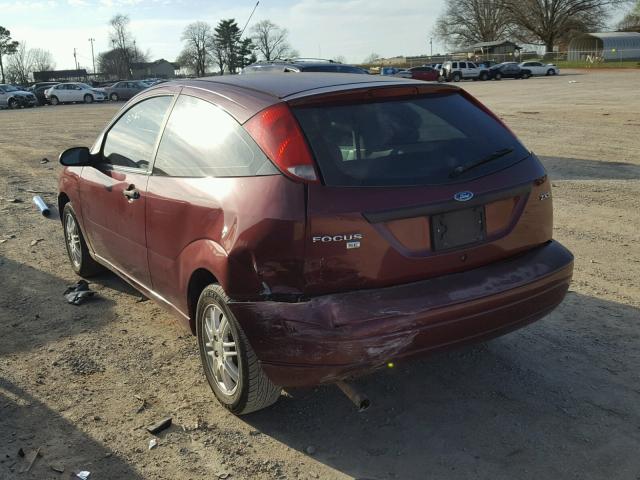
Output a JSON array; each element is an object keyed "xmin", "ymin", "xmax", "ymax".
[{"xmin": 228, "ymin": 240, "xmax": 573, "ymax": 387}]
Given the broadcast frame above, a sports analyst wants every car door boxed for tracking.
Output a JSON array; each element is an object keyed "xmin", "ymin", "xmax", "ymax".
[
  {"xmin": 466, "ymin": 62, "xmax": 479, "ymax": 78},
  {"xmin": 70, "ymin": 84, "xmax": 83, "ymax": 102},
  {"xmin": 79, "ymin": 94, "xmax": 174, "ymax": 287}
]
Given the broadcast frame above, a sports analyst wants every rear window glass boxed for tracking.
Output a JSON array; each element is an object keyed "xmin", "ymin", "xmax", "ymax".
[{"xmin": 292, "ymin": 92, "xmax": 529, "ymax": 187}]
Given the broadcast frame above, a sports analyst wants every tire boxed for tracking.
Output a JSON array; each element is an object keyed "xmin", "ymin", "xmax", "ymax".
[
  {"xmin": 8, "ymin": 98, "xmax": 18, "ymax": 109},
  {"xmin": 547, "ymin": 69, "xmax": 555, "ymax": 76},
  {"xmin": 196, "ymin": 284, "xmax": 281, "ymax": 415},
  {"xmin": 479, "ymin": 72, "xmax": 488, "ymax": 81},
  {"xmin": 50, "ymin": 96, "xmax": 59, "ymax": 105},
  {"xmin": 452, "ymin": 72, "xmax": 462, "ymax": 82},
  {"xmin": 62, "ymin": 203, "xmax": 103, "ymax": 277},
  {"xmin": 110, "ymin": 93, "xmax": 119, "ymax": 101},
  {"xmin": 494, "ymin": 72, "xmax": 502, "ymax": 81},
  {"xmin": 522, "ymin": 72, "xmax": 531, "ymax": 79},
  {"xmin": 84, "ymin": 94, "xmax": 94, "ymax": 104}
]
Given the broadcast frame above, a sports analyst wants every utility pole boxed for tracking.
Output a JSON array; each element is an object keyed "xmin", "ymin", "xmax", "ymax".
[
  {"xmin": 73, "ymin": 48, "xmax": 78, "ymax": 71},
  {"xmin": 430, "ymin": 38, "xmax": 433, "ymax": 57},
  {"xmin": 88, "ymin": 38, "xmax": 96, "ymax": 75}
]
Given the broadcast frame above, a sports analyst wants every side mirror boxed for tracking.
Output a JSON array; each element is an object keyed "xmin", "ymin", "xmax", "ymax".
[{"xmin": 59, "ymin": 147, "xmax": 93, "ymax": 167}]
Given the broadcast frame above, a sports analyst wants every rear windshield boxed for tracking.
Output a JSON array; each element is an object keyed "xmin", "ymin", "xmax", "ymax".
[{"xmin": 292, "ymin": 92, "xmax": 529, "ymax": 187}]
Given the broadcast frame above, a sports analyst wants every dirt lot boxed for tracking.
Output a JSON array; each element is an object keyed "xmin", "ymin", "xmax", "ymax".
[{"xmin": 1, "ymin": 70, "xmax": 639, "ymax": 480}]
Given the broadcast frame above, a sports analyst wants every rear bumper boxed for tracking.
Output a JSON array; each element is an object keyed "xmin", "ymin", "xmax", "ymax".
[{"xmin": 229, "ymin": 241, "xmax": 573, "ymax": 387}]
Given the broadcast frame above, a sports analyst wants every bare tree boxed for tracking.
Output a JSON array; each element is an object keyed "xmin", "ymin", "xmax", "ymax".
[
  {"xmin": 504, "ymin": 0, "xmax": 623, "ymax": 52},
  {"xmin": 31, "ymin": 48, "xmax": 55, "ymax": 72},
  {"xmin": 0, "ymin": 26, "xmax": 19, "ymax": 83},
  {"xmin": 617, "ymin": 0, "xmax": 640, "ymax": 31},
  {"xmin": 180, "ymin": 22, "xmax": 213, "ymax": 77},
  {"xmin": 6, "ymin": 42, "xmax": 34, "ymax": 84},
  {"xmin": 331, "ymin": 55, "xmax": 346, "ymax": 63},
  {"xmin": 362, "ymin": 52, "xmax": 382, "ymax": 64},
  {"xmin": 434, "ymin": 0, "xmax": 512, "ymax": 48},
  {"xmin": 251, "ymin": 20, "xmax": 295, "ymax": 60},
  {"xmin": 109, "ymin": 14, "xmax": 134, "ymax": 78}
]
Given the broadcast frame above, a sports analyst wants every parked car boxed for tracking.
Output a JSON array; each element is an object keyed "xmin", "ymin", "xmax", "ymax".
[
  {"xmin": 105, "ymin": 80, "xmax": 148, "ymax": 101},
  {"xmin": 519, "ymin": 61, "xmax": 560, "ymax": 76},
  {"xmin": 397, "ymin": 65, "xmax": 441, "ymax": 82},
  {"xmin": 476, "ymin": 60, "xmax": 498, "ymax": 69},
  {"xmin": 0, "ymin": 84, "xmax": 38, "ymax": 108},
  {"xmin": 441, "ymin": 61, "xmax": 489, "ymax": 81},
  {"xmin": 487, "ymin": 62, "xmax": 532, "ymax": 80},
  {"xmin": 29, "ymin": 82, "xmax": 59, "ymax": 105},
  {"xmin": 57, "ymin": 73, "xmax": 573, "ymax": 414},
  {"xmin": 242, "ymin": 59, "xmax": 368, "ymax": 75},
  {"xmin": 45, "ymin": 82, "xmax": 107, "ymax": 105}
]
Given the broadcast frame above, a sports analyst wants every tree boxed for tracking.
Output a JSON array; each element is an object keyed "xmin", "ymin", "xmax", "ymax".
[
  {"xmin": 109, "ymin": 14, "xmax": 135, "ymax": 78},
  {"xmin": 332, "ymin": 55, "xmax": 346, "ymax": 63},
  {"xmin": 31, "ymin": 48, "xmax": 55, "ymax": 72},
  {"xmin": 5, "ymin": 42, "xmax": 34, "ymax": 84},
  {"xmin": 362, "ymin": 52, "xmax": 382, "ymax": 64},
  {"xmin": 434, "ymin": 0, "xmax": 512, "ymax": 48},
  {"xmin": 504, "ymin": 0, "xmax": 624, "ymax": 52},
  {"xmin": 0, "ymin": 26, "xmax": 19, "ymax": 84},
  {"xmin": 250, "ymin": 20, "xmax": 295, "ymax": 61},
  {"xmin": 617, "ymin": 1, "xmax": 640, "ymax": 31},
  {"xmin": 180, "ymin": 21, "xmax": 213, "ymax": 77},
  {"xmin": 98, "ymin": 47, "xmax": 147, "ymax": 78},
  {"xmin": 213, "ymin": 19, "xmax": 255, "ymax": 73}
]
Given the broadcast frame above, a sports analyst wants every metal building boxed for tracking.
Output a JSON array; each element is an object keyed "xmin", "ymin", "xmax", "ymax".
[{"xmin": 568, "ymin": 32, "xmax": 640, "ymax": 61}]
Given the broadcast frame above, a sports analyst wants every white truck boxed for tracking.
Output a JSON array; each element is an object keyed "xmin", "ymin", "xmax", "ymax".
[{"xmin": 441, "ymin": 61, "xmax": 489, "ymax": 82}]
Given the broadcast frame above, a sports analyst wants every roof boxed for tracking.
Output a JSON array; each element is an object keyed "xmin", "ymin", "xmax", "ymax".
[
  {"xmin": 568, "ymin": 32, "xmax": 640, "ymax": 56},
  {"xmin": 468, "ymin": 40, "xmax": 520, "ymax": 48},
  {"xmin": 578, "ymin": 31, "xmax": 640, "ymax": 40},
  {"xmin": 186, "ymin": 72, "xmax": 441, "ymax": 100},
  {"xmin": 131, "ymin": 59, "xmax": 176, "ymax": 69}
]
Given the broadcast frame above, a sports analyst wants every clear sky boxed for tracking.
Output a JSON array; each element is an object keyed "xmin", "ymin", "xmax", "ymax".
[
  {"xmin": 1, "ymin": 0, "xmax": 628, "ymax": 71},
  {"xmin": 2, "ymin": 0, "xmax": 446, "ymax": 70}
]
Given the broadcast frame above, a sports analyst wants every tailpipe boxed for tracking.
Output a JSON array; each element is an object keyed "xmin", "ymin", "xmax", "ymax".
[{"xmin": 336, "ymin": 381, "xmax": 370, "ymax": 412}]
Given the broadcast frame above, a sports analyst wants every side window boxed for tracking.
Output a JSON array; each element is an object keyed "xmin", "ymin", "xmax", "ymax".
[
  {"xmin": 459, "ymin": 62, "xmax": 467, "ymax": 68},
  {"xmin": 451, "ymin": 62, "xmax": 458, "ymax": 69},
  {"xmin": 153, "ymin": 95, "xmax": 278, "ymax": 178},
  {"xmin": 102, "ymin": 95, "xmax": 173, "ymax": 170},
  {"xmin": 467, "ymin": 62, "xmax": 476, "ymax": 68}
]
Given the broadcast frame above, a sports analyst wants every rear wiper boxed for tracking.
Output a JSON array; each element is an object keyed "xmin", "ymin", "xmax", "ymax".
[{"xmin": 449, "ymin": 148, "xmax": 514, "ymax": 178}]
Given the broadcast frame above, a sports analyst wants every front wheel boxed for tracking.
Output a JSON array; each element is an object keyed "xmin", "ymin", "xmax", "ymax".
[
  {"xmin": 479, "ymin": 72, "xmax": 488, "ymax": 81},
  {"xmin": 547, "ymin": 69, "xmax": 556, "ymax": 76},
  {"xmin": 110, "ymin": 93, "xmax": 119, "ymax": 101},
  {"xmin": 494, "ymin": 72, "xmax": 502, "ymax": 80},
  {"xmin": 62, "ymin": 203, "xmax": 103, "ymax": 277},
  {"xmin": 84, "ymin": 94, "xmax": 94, "ymax": 104},
  {"xmin": 452, "ymin": 72, "xmax": 462, "ymax": 82},
  {"xmin": 197, "ymin": 284, "xmax": 281, "ymax": 415},
  {"xmin": 50, "ymin": 96, "xmax": 59, "ymax": 105}
]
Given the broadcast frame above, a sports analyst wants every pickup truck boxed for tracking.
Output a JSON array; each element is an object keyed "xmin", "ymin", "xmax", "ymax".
[{"xmin": 441, "ymin": 61, "xmax": 489, "ymax": 82}]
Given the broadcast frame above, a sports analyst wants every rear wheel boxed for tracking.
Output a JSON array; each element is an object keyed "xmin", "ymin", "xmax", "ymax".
[
  {"xmin": 494, "ymin": 72, "xmax": 502, "ymax": 81},
  {"xmin": 110, "ymin": 92, "xmax": 119, "ymax": 101},
  {"xmin": 84, "ymin": 94, "xmax": 94, "ymax": 104},
  {"xmin": 62, "ymin": 203, "xmax": 103, "ymax": 277},
  {"xmin": 50, "ymin": 96, "xmax": 59, "ymax": 105},
  {"xmin": 452, "ymin": 72, "xmax": 462, "ymax": 82},
  {"xmin": 479, "ymin": 72, "xmax": 488, "ymax": 81},
  {"xmin": 196, "ymin": 284, "xmax": 281, "ymax": 415}
]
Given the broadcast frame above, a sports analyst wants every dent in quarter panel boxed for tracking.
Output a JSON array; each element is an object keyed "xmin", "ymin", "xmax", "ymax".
[{"xmin": 145, "ymin": 175, "xmax": 306, "ymax": 310}]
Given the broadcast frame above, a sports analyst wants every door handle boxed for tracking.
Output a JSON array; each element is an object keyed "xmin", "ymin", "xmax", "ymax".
[{"xmin": 123, "ymin": 185, "xmax": 140, "ymax": 200}]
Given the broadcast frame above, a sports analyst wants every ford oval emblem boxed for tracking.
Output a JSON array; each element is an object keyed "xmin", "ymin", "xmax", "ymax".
[{"xmin": 454, "ymin": 191, "xmax": 474, "ymax": 202}]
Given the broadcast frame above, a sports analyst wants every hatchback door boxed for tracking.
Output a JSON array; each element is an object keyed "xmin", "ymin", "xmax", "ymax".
[
  {"xmin": 79, "ymin": 94, "xmax": 174, "ymax": 287},
  {"xmin": 289, "ymin": 86, "xmax": 552, "ymax": 295}
]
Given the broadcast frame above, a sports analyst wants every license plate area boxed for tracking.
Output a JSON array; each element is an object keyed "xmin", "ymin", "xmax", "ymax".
[{"xmin": 431, "ymin": 206, "xmax": 485, "ymax": 251}]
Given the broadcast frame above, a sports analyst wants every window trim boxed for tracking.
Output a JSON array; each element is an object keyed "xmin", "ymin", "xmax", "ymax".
[{"xmin": 98, "ymin": 91, "xmax": 180, "ymax": 174}]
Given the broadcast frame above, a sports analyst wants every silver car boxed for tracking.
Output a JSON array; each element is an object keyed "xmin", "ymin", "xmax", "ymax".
[
  {"xmin": 0, "ymin": 84, "xmax": 38, "ymax": 109},
  {"xmin": 104, "ymin": 80, "xmax": 148, "ymax": 101}
]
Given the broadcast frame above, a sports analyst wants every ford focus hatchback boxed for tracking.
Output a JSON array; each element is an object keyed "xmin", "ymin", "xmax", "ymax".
[{"xmin": 58, "ymin": 74, "xmax": 573, "ymax": 414}]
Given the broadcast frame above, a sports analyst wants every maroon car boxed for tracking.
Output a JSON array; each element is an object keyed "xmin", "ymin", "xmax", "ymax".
[
  {"xmin": 407, "ymin": 65, "xmax": 441, "ymax": 81},
  {"xmin": 58, "ymin": 73, "xmax": 573, "ymax": 414}
]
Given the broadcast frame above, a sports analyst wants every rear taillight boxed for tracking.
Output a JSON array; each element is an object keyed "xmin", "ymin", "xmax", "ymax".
[{"xmin": 244, "ymin": 102, "xmax": 319, "ymax": 184}]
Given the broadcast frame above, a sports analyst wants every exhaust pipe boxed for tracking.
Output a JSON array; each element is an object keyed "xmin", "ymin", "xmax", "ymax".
[{"xmin": 336, "ymin": 381, "xmax": 370, "ymax": 412}]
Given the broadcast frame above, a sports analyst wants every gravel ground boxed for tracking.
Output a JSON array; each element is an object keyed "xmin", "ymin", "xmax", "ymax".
[{"xmin": 0, "ymin": 69, "xmax": 639, "ymax": 480}]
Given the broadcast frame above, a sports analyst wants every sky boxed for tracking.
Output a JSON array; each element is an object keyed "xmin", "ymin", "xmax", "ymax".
[
  {"xmin": 2, "ymin": 0, "xmax": 445, "ymax": 71},
  {"xmin": 1, "ymin": 0, "xmax": 629, "ymax": 71}
]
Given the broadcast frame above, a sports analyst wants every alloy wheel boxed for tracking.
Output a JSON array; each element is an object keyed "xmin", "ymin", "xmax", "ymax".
[
  {"xmin": 203, "ymin": 304, "xmax": 239, "ymax": 396},
  {"xmin": 65, "ymin": 213, "xmax": 82, "ymax": 268}
]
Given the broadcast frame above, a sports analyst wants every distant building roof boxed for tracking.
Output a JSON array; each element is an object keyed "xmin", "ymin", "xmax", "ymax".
[
  {"xmin": 468, "ymin": 40, "xmax": 521, "ymax": 49},
  {"xmin": 568, "ymin": 32, "xmax": 640, "ymax": 60}
]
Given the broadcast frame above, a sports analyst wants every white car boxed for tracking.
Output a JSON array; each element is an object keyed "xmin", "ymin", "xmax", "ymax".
[
  {"xmin": 44, "ymin": 82, "xmax": 107, "ymax": 105},
  {"xmin": 519, "ymin": 61, "xmax": 560, "ymax": 76}
]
